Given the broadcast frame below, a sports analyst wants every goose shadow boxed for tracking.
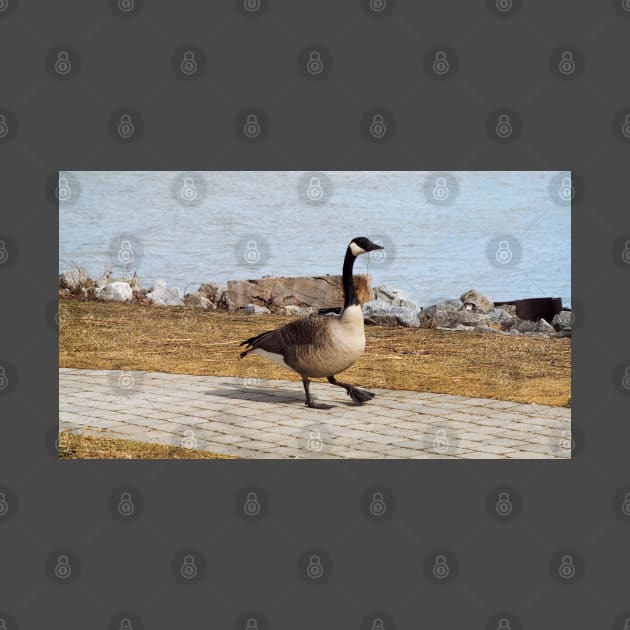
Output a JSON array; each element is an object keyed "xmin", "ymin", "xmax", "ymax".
[{"xmin": 203, "ymin": 385, "xmax": 355, "ymax": 409}]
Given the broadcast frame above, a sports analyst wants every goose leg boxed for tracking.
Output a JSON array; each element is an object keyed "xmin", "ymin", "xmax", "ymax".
[
  {"xmin": 302, "ymin": 378, "xmax": 333, "ymax": 409},
  {"xmin": 327, "ymin": 375, "xmax": 375, "ymax": 404}
]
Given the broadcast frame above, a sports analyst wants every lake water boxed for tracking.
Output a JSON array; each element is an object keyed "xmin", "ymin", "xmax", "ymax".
[{"xmin": 59, "ymin": 171, "xmax": 571, "ymax": 308}]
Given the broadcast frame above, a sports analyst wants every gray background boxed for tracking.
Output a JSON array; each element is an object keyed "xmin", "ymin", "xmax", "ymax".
[{"xmin": 1, "ymin": 0, "xmax": 629, "ymax": 628}]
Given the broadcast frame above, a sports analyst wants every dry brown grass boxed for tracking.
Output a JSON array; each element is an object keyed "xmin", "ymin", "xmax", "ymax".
[
  {"xmin": 59, "ymin": 430, "xmax": 238, "ymax": 459},
  {"xmin": 59, "ymin": 299, "xmax": 571, "ymax": 407}
]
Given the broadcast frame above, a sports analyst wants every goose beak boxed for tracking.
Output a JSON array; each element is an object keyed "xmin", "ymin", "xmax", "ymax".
[{"xmin": 365, "ymin": 240, "xmax": 384, "ymax": 252}]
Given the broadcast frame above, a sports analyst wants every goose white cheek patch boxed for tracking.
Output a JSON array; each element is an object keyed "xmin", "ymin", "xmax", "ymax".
[{"xmin": 349, "ymin": 242, "xmax": 367, "ymax": 256}]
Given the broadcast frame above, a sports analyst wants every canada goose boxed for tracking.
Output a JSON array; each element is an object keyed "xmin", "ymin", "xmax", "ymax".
[{"xmin": 239, "ymin": 236, "xmax": 384, "ymax": 408}]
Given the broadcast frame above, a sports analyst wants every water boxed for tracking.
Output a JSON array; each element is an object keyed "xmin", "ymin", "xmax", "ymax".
[{"xmin": 59, "ymin": 171, "xmax": 571, "ymax": 307}]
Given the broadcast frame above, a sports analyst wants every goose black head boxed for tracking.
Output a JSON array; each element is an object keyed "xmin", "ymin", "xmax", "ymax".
[{"xmin": 348, "ymin": 236, "xmax": 384, "ymax": 257}]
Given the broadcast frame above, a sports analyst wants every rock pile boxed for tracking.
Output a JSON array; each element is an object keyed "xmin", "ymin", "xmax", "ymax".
[
  {"xmin": 58, "ymin": 270, "xmax": 572, "ymax": 337},
  {"xmin": 363, "ymin": 286, "xmax": 572, "ymax": 338}
]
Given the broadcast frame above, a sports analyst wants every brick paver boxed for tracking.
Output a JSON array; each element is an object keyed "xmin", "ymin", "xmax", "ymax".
[{"xmin": 59, "ymin": 368, "xmax": 571, "ymax": 459}]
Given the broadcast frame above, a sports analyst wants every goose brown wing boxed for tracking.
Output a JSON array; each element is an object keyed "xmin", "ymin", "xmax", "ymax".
[{"xmin": 239, "ymin": 315, "xmax": 330, "ymax": 363}]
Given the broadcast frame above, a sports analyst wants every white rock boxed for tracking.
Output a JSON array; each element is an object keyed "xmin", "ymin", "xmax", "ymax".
[
  {"xmin": 59, "ymin": 270, "xmax": 89, "ymax": 291},
  {"xmin": 244, "ymin": 303, "xmax": 271, "ymax": 315},
  {"xmin": 278, "ymin": 305, "xmax": 318, "ymax": 317},
  {"xmin": 184, "ymin": 293, "xmax": 215, "ymax": 310},
  {"xmin": 460, "ymin": 289, "xmax": 494, "ymax": 313},
  {"xmin": 363, "ymin": 299, "xmax": 421, "ymax": 327},
  {"xmin": 373, "ymin": 285, "xmax": 418, "ymax": 309},
  {"xmin": 147, "ymin": 280, "xmax": 184, "ymax": 306},
  {"xmin": 100, "ymin": 281, "xmax": 133, "ymax": 302}
]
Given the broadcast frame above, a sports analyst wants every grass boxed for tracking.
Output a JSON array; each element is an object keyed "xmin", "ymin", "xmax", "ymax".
[
  {"xmin": 59, "ymin": 430, "xmax": 238, "ymax": 459},
  {"xmin": 59, "ymin": 299, "xmax": 571, "ymax": 407}
]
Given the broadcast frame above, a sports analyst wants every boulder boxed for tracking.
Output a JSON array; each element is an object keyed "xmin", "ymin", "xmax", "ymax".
[
  {"xmin": 278, "ymin": 305, "xmax": 318, "ymax": 317},
  {"xmin": 419, "ymin": 300, "xmax": 461, "ymax": 328},
  {"xmin": 198, "ymin": 282, "xmax": 226, "ymax": 306},
  {"xmin": 244, "ymin": 303, "xmax": 271, "ymax": 315},
  {"xmin": 99, "ymin": 281, "xmax": 133, "ymax": 302},
  {"xmin": 146, "ymin": 280, "xmax": 184, "ymax": 307},
  {"xmin": 460, "ymin": 289, "xmax": 494, "ymax": 313},
  {"xmin": 59, "ymin": 270, "xmax": 90, "ymax": 291},
  {"xmin": 184, "ymin": 292, "xmax": 215, "ymax": 310},
  {"xmin": 224, "ymin": 275, "xmax": 374, "ymax": 313},
  {"xmin": 373, "ymin": 285, "xmax": 419, "ymax": 310},
  {"xmin": 362, "ymin": 299, "xmax": 421, "ymax": 327},
  {"xmin": 552, "ymin": 310, "xmax": 573, "ymax": 331}
]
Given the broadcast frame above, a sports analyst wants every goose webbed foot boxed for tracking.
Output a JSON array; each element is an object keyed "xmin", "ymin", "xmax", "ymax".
[
  {"xmin": 327, "ymin": 376, "xmax": 376, "ymax": 405},
  {"xmin": 302, "ymin": 378, "xmax": 333, "ymax": 410},
  {"xmin": 305, "ymin": 401, "xmax": 334, "ymax": 410},
  {"xmin": 346, "ymin": 386, "xmax": 375, "ymax": 404}
]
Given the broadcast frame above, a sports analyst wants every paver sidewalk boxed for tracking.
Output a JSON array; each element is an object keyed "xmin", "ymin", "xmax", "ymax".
[{"xmin": 59, "ymin": 368, "xmax": 571, "ymax": 459}]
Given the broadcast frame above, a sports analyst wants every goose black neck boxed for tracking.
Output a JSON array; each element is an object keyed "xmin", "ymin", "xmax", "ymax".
[{"xmin": 342, "ymin": 247, "xmax": 359, "ymax": 309}]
